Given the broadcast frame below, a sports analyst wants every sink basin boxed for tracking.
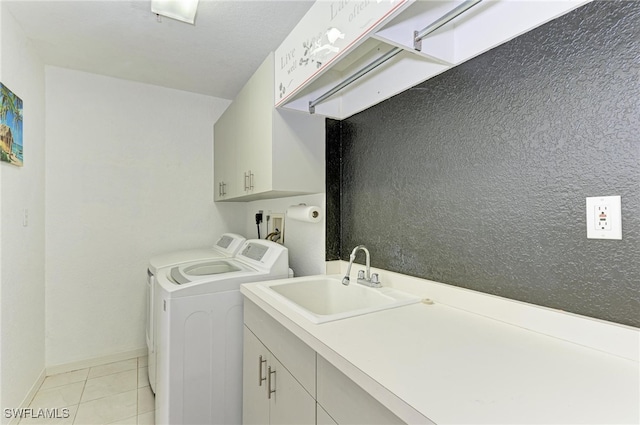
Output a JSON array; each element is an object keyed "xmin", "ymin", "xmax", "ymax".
[{"xmin": 256, "ymin": 276, "xmax": 420, "ymax": 323}]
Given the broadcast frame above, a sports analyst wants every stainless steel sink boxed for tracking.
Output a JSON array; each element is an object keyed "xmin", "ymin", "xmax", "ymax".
[{"xmin": 256, "ymin": 276, "xmax": 420, "ymax": 323}]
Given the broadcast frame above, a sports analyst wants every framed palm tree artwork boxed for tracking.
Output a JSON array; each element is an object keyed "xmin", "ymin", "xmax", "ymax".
[{"xmin": 1, "ymin": 83, "xmax": 24, "ymax": 167}]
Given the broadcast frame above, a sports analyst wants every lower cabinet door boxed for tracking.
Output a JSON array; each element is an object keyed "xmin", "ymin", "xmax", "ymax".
[
  {"xmin": 268, "ymin": 355, "xmax": 315, "ymax": 425},
  {"xmin": 243, "ymin": 325, "xmax": 315, "ymax": 425},
  {"xmin": 243, "ymin": 326, "xmax": 270, "ymax": 424}
]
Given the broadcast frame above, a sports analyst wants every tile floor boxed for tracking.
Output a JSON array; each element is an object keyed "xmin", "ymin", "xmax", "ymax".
[{"xmin": 19, "ymin": 356, "xmax": 153, "ymax": 425}]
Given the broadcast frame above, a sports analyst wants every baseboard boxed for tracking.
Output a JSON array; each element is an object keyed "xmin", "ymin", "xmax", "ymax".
[
  {"xmin": 7, "ymin": 368, "xmax": 47, "ymax": 425},
  {"xmin": 46, "ymin": 347, "xmax": 147, "ymax": 376}
]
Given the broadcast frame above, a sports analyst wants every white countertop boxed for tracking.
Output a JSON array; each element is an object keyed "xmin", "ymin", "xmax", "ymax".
[{"xmin": 241, "ymin": 271, "xmax": 639, "ymax": 424}]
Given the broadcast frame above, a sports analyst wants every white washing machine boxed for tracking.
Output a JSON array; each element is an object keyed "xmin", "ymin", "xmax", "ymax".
[
  {"xmin": 154, "ymin": 239, "xmax": 289, "ymax": 425},
  {"xmin": 146, "ymin": 233, "xmax": 246, "ymax": 393}
]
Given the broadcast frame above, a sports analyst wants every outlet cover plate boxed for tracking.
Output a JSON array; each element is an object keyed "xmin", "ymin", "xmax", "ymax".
[{"xmin": 586, "ymin": 195, "xmax": 622, "ymax": 240}]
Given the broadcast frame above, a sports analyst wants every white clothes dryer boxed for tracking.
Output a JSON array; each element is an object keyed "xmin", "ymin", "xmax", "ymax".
[
  {"xmin": 146, "ymin": 233, "xmax": 246, "ymax": 392},
  {"xmin": 154, "ymin": 240, "xmax": 289, "ymax": 425}
]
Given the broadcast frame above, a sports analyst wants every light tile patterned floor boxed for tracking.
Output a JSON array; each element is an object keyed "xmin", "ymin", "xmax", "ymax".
[{"xmin": 19, "ymin": 356, "xmax": 154, "ymax": 425}]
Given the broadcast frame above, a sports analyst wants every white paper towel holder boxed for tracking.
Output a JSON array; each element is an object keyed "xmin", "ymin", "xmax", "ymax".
[{"xmin": 287, "ymin": 203, "xmax": 322, "ymax": 223}]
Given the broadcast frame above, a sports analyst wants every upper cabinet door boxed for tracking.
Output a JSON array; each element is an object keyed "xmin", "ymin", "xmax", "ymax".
[
  {"xmin": 213, "ymin": 104, "xmax": 236, "ymax": 201},
  {"xmin": 236, "ymin": 53, "xmax": 273, "ymax": 196}
]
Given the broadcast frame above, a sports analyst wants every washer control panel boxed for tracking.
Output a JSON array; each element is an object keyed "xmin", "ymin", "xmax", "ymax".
[{"xmin": 240, "ymin": 243, "xmax": 269, "ymax": 262}]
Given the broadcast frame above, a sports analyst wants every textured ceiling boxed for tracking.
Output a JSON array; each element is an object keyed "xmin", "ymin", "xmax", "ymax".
[{"xmin": 4, "ymin": 0, "xmax": 314, "ymax": 100}]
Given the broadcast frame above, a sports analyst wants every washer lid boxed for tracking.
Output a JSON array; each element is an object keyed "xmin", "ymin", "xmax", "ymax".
[
  {"xmin": 168, "ymin": 259, "xmax": 252, "ymax": 285},
  {"xmin": 148, "ymin": 233, "xmax": 246, "ymax": 273}
]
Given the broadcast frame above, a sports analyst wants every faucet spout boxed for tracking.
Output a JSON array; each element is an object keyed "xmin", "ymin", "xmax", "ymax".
[{"xmin": 342, "ymin": 245, "xmax": 380, "ymax": 287}]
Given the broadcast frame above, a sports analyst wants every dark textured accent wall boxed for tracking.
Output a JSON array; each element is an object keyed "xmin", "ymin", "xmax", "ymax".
[
  {"xmin": 329, "ymin": 0, "xmax": 640, "ymax": 327},
  {"xmin": 325, "ymin": 118, "xmax": 342, "ymax": 261}
]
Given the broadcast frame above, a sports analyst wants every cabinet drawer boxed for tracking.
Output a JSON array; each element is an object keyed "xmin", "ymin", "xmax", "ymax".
[
  {"xmin": 244, "ymin": 300, "xmax": 316, "ymax": 396},
  {"xmin": 317, "ymin": 355, "xmax": 405, "ymax": 425}
]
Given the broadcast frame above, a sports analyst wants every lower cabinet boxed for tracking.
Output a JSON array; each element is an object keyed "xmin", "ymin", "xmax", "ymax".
[
  {"xmin": 243, "ymin": 300, "xmax": 405, "ymax": 425},
  {"xmin": 243, "ymin": 326, "xmax": 315, "ymax": 425}
]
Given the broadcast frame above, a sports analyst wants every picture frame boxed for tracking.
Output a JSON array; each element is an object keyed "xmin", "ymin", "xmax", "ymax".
[{"xmin": 0, "ymin": 83, "xmax": 24, "ymax": 167}]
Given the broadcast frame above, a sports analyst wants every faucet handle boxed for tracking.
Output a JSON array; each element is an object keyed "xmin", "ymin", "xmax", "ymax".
[
  {"xmin": 357, "ymin": 270, "xmax": 365, "ymax": 280},
  {"xmin": 371, "ymin": 273, "xmax": 380, "ymax": 285}
]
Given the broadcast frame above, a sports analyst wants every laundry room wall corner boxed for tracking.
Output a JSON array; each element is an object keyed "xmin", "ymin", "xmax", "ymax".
[{"xmin": 44, "ymin": 67, "xmax": 244, "ymax": 366}]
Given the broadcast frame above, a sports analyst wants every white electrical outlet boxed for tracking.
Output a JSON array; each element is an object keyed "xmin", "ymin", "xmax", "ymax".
[
  {"xmin": 595, "ymin": 205, "xmax": 612, "ymax": 230},
  {"xmin": 586, "ymin": 196, "xmax": 622, "ymax": 240}
]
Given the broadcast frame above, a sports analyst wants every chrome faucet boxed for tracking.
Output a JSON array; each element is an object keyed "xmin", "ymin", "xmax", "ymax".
[{"xmin": 341, "ymin": 245, "xmax": 381, "ymax": 287}]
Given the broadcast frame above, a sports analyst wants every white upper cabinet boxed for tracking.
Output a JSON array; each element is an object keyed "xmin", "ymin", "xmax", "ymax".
[
  {"xmin": 274, "ymin": 0, "xmax": 592, "ymax": 120},
  {"xmin": 214, "ymin": 53, "xmax": 325, "ymax": 202}
]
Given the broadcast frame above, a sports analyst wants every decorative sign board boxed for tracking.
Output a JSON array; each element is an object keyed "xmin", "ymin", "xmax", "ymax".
[{"xmin": 274, "ymin": 0, "xmax": 411, "ymax": 107}]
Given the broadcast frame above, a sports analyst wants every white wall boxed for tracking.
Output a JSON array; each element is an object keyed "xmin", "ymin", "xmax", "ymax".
[
  {"xmin": 246, "ymin": 194, "xmax": 326, "ymax": 277},
  {"xmin": 45, "ymin": 67, "xmax": 246, "ymax": 367},
  {"xmin": 1, "ymin": 2, "xmax": 4, "ymax": 411},
  {"xmin": 0, "ymin": 4, "xmax": 47, "ymax": 419}
]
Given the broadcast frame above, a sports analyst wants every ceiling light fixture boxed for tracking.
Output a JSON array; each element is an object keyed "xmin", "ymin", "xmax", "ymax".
[{"xmin": 151, "ymin": 0, "xmax": 199, "ymax": 25}]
